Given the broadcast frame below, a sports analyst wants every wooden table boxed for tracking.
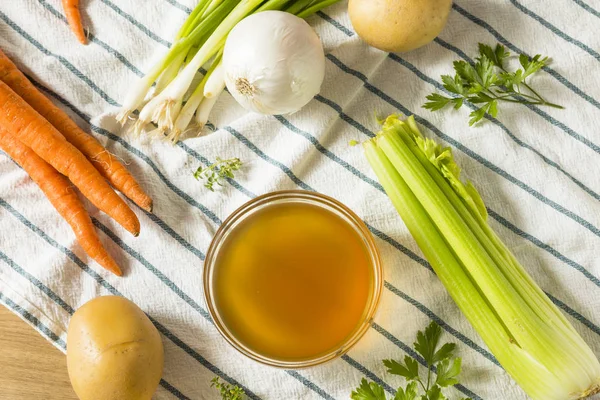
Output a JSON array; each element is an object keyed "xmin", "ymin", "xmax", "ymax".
[{"xmin": 0, "ymin": 305, "xmax": 78, "ymax": 400}]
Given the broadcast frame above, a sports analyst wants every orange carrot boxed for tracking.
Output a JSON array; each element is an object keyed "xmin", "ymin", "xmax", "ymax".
[
  {"xmin": 0, "ymin": 50, "xmax": 153, "ymax": 212},
  {"xmin": 0, "ymin": 81, "xmax": 140, "ymax": 236},
  {"xmin": 62, "ymin": 0, "xmax": 87, "ymax": 45},
  {"xmin": 0, "ymin": 129, "xmax": 122, "ymax": 276}
]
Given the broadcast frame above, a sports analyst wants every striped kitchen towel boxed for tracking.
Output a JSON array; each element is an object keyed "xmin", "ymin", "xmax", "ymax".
[{"xmin": 1, "ymin": 0, "xmax": 600, "ymax": 399}]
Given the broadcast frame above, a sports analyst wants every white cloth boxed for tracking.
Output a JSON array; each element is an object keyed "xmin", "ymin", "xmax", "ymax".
[{"xmin": 1, "ymin": 1, "xmax": 600, "ymax": 399}]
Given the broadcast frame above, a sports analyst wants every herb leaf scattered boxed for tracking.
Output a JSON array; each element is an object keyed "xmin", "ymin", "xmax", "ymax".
[
  {"xmin": 351, "ymin": 322, "xmax": 471, "ymax": 400},
  {"xmin": 424, "ymin": 43, "xmax": 563, "ymax": 126},
  {"xmin": 194, "ymin": 157, "xmax": 242, "ymax": 192},
  {"xmin": 211, "ymin": 377, "xmax": 246, "ymax": 400}
]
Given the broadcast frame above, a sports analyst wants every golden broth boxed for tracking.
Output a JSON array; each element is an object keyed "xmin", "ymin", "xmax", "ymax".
[{"xmin": 212, "ymin": 201, "xmax": 375, "ymax": 362}]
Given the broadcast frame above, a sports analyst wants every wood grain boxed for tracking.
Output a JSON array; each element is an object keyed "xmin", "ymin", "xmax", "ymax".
[{"xmin": 0, "ymin": 305, "xmax": 78, "ymax": 400}]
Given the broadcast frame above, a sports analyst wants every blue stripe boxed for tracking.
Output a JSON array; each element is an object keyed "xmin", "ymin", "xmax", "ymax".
[
  {"xmin": 0, "ymin": 10, "xmax": 119, "ymax": 106},
  {"xmin": 35, "ymin": 0, "xmax": 143, "ymax": 77},
  {"xmin": 341, "ymin": 354, "xmax": 396, "ymax": 395},
  {"xmin": 572, "ymin": 0, "xmax": 600, "ymax": 18},
  {"xmin": 0, "ymin": 291, "xmax": 66, "ymax": 347},
  {"xmin": 487, "ymin": 209, "xmax": 600, "ymax": 288},
  {"xmin": 285, "ymin": 371, "xmax": 335, "ymax": 400},
  {"xmin": 547, "ymin": 293, "xmax": 600, "ymax": 337},
  {"xmin": 509, "ymin": 0, "xmax": 600, "ymax": 63},
  {"xmin": 371, "ymin": 323, "xmax": 482, "ymax": 400},
  {"xmin": 314, "ymin": 95, "xmax": 375, "ymax": 137},
  {"xmin": 384, "ymin": 52, "xmax": 600, "ymax": 200},
  {"xmin": 0, "ymin": 252, "xmax": 75, "ymax": 315},
  {"xmin": 315, "ymin": 11, "xmax": 354, "ymax": 36},
  {"xmin": 163, "ymin": 0, "xmax": 192, "ymax": 14},
  {"xmin": 0, "ymin": 199, "xmax": 260, "ymax": 400},
  {"xmin": 159, "ymin": 379, "xmax": 191, "ymax": 400},
  {"xmin": 320, "ymin": 12, "xmax": 600, "ymax": 157},
  {"xmin": 274, "ymin": 115, "xmax": 381, "ymax": 188},
  {"xmin": 383, "ymin": 282, "xmax": 499, "ymax": 366},
  {"xmin": 367, "ymin": 225, "xmax": 433, "ymax": 272},
  {"xmin": 99, "ymin": 0, "xmax": 172, "ymax": 47},
  {"xmin": 452, "ymin": 2, "xmax": 600, "ymax": 112},
  {"xmin": 90, "ymin": 217, "xmax": 213, "ymax": 321},
  {"xmin": 142, "ymin": 209, "xmax": 207, "ymax": 261},
  {"xmin": 326, "ymin": 52, "xmax": 600, "ymax": 240}
]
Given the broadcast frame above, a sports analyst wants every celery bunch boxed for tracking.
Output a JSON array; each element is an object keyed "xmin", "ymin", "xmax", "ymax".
[
  {"xmin": 117, "ymin": 0, "xmax": 341, "ymax": 143},
  {"xmin": 364, "ymin": 115, "xmax": 600, "ymax": 400}
]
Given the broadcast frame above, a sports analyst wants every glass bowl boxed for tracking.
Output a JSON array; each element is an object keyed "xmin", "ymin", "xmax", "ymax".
[{"xmin": 203, "ymin": 190, "xmax": 383, "ymax": 369}]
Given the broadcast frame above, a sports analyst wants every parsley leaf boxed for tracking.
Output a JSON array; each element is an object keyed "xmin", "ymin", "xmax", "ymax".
[
  {"xmin": 424, "ymin": 93, "xmax": 453, "ymax": 111},
  {"xmin": 478, "ymin": 43, "xmax": 510, "ymax": 69},
  {"xmin": 423, "ymin": 42, "xmax": 563, "ymax": 125},
  {"xmin": 426, "ymin": 385, "xmax": 447, "ymax": 400},
  {"xmin": 384, "ymin": 356, "xmax": 420, "ymax": 380},
  {"xmin": 351, "ymin": 378, "xmax": 387, "ymax": 400},
  {"xmin": 415, "ymin": 321, "xmax": 442, "ymax": 365},
  {"xmin": 394, "ymin": 382, "xmax": 419, "ymax": 400},
  {"xmin": 435, "ymin": 358, "xmax": 462, "ymax": 387},
  {"xmin": 432, "ymin": 342, "xmax": 456, "ymax": 364}
]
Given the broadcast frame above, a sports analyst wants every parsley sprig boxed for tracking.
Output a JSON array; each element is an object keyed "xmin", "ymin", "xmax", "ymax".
[
  {"xmin": 424, "ymin": 43, "xmax": 563, "ymax": 126},
  {"xmin": 211, "ymin": 377, "xmax": 246, "ymax": 400},
  {"xmin": 194, "ymin": 157, "xmax": 242, "ymax": 191},
  {"xmin": 351, "ymin": 322, "xmax": 471, "ymax": 400}
]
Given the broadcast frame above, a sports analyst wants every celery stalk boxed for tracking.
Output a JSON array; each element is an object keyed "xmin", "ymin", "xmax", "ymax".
[{"xmin": 364, "ymin": 115, "xmax": 600, "ymax": 400}]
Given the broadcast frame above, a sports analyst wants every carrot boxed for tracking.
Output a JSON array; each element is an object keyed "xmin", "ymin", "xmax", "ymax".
[
  {"xmin": 0, "ymin": 50, "xmax": 153, "ymax": 212},
  {"xmin": 0, "ymin": 81, "xmax": 140, "ymax": 236},
  {"xmin": 62, "ymin": 0, "xmax": 87, "ymax": 45},
  {"xmin": 0, "ymin": 129, "xmax": 122, "ymax": 276}
]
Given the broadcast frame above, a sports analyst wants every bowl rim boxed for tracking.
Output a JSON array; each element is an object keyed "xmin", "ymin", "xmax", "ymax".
[{"xmin": 203, "ymin": 190, "xmax": 383, "ymax": 369}]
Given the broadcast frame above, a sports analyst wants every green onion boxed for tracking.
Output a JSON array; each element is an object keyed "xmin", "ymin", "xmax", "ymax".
[
  {"xmin": 118, "ymin": 0, "xmax": 341, "ymax": 142},
  {"xmin": 364, "ymin": 114, "xmax": 600, "ymax": 400}
]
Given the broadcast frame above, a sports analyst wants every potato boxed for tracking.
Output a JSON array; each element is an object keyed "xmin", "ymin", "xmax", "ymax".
[
  {"xmin": 348, "ymin": 0, "xmax": 452, "ymax": 53},
  {"xmin": 67, "ymin": 296, "xmax": 164, "ymax": 400}
]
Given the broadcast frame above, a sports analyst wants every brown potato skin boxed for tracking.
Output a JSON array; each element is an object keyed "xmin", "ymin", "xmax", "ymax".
[
  {"xmin": 348, "ymin": 0, "xmax": 453, "ymax": 53},
  {"xmin": 67, "ymin": 296, "xmax": 164, "ymax": 400}
]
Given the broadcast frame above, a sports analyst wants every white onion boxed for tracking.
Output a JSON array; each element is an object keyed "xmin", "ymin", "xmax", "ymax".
[{"xmin": 222, "ymin": 11, "xmax": 325, "ymax": 115}]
